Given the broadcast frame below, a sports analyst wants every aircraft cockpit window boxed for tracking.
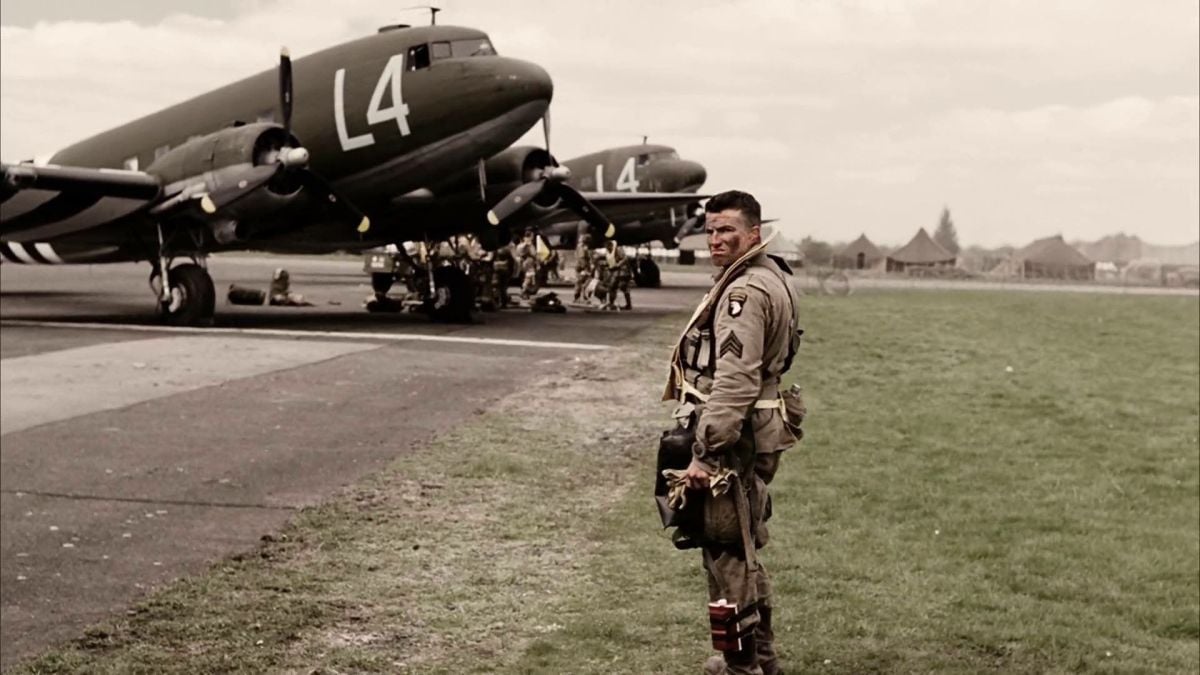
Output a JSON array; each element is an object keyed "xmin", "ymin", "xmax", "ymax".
[
  {"xmin": 450, "ymin": 38, "xmax": 496, "ymax": 57},
  {"xmin": 431, "ymin": 41, "xmax": 452, "ymax": 60},
  {"xmin": 408, "ymin": 43, "xmax": 431, "ymax": 70},
  {"xmin": 637, "ymin": 153, "xmax": 651, "ymax": 167}
]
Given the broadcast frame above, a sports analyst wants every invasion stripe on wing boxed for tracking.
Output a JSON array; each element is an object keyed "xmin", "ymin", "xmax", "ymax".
[
  {"xmin": 33, "ymin": 243, "xmax": 64, "ymax": 264},
  {"xmin": 0, "ymin": 241, "xmax": 64, "ymax": 264},
  {"xmin": 15, "ymin": 195, "xmax": 151, "ymax": 242},
  {"xmin": 5, "ymin": 242, "xmax": 38, "ymax": 264},
  {"xmin": 0, "ymin": 191, "xmax": 103, "ymax": 235}
]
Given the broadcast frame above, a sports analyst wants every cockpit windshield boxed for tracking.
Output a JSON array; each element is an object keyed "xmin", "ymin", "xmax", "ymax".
[
  {"xmin": 429, "ymin": 37, "xmax": 497, "ymax": 61},
  {"xmin": 637, "ymin": 150, "xmax": 681, "ymax": 166},
  {"xmin": 411, "ymin": 37, "xmax": 497, "ymax": 71},
  {"xmin": 454, "ymin": 37, "xmax": 496, "ymax": 56}
]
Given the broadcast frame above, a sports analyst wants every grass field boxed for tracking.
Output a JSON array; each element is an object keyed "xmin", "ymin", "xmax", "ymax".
[{"xmin": 18, "ymin": 289, "xmax": 1199, "ymax": 674}]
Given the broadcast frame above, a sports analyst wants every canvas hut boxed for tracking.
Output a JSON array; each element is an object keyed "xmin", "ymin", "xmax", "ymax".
[
  {"xmin": 1015, "ymin": 235, "xmax": 1094, "ymax": 280},
  {"xmin": 835, "ymin": 234, "xmax": 883, "ymax": 270},
  {"xmin": 765, "ymin": 228, "xmax": 804, "ymax": 265},
  {"xmin": 886, "ymin": 228, "xmax": 955, "ymax": 272}
]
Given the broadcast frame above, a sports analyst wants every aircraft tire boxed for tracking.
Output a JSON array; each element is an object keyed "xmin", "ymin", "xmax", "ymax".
[
  {"xmin": 160, "ymin": 263, "xmax": 215, "ymax": 327},
  {"xmin": 633, "ymin": 258, "xmax": 661, "ymax": 288},
  {"xmin": 430, "ymin": 265, "xmax": 474, "ymax": 323}
]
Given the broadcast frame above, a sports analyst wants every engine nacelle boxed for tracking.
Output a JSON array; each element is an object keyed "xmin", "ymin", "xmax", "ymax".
[
  {"xmin": 147, "ymin": 123, "xmax": 296, "ymax": 190},
  {"xmin": 483, "ymin": 146, "xmax": 561, "ymax": 208},
  {"xmin": 207, "ymin": 188, "xmax": 306, "ymax": 244}
]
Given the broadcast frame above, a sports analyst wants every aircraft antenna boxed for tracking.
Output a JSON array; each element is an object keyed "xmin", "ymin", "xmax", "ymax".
[
  {"xmin": 400, "ymin": 5, "xmax": 442, "ymax": 25},
  {"xmin": 642, "ymin": 135, "xmax": 648, "ymax": 145}
]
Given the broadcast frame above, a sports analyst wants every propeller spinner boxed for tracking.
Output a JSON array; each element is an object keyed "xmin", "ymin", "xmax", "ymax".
[{"xmin": 486, "ymin": 113, "xmax": 614, "ymax": 241}]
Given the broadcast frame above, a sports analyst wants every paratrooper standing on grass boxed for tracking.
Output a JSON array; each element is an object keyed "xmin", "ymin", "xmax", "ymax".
[{"xmin": 658, "ymin": 190, "xmax": 805, "ymax": 675}]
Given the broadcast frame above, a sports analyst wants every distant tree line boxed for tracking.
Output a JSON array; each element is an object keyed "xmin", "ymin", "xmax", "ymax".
[{"xmin": 800, "ymin": 236, "xmax": 835, "ymax": 267}]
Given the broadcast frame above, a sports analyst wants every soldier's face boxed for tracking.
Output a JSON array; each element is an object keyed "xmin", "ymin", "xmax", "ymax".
[{"xmin": 706, "ymin": 210, "xmax": 761, "ymax": 267}]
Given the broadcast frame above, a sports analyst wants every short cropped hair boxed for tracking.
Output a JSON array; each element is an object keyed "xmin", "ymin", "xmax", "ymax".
[{"xmin": 705, "ymin": 190, "xmax": 761, "ymax": 228}]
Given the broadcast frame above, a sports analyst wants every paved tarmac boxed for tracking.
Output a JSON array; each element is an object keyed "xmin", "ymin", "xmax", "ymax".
[{"xmin": 0, "ymin": 255, "xmax": 708, "ymax": 669}]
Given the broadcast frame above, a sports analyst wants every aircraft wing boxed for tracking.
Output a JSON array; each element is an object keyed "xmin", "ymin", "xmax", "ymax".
[
  {"xmin": 0, "ymin": 163, "xmax": 162, "ymax": 242},
  {"xmin": 526, "ymin": 191, "xmax": 703, "ymax": 228}
]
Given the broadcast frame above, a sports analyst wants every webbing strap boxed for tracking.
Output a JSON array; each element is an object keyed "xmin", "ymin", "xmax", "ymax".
[
  {"xmin": 709, "ymin": 600, "xmax": 761, "ymax": 632},
  {"xmin": 731, "ymin": 473, "xmax": 758, "ymax": 571},
  {"xmin": 679, "ymin": 380, "xmax": 781, "ymax": 409},
  {"xmin": 680, "ymin": 379, "xmax": 709, "ymax": 402},
  {"xmin": 760, "ymin": 259, "xmax": 801, "ymax": 375}
]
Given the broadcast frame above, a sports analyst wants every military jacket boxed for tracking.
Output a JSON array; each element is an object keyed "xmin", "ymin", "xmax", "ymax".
[
  {"xmin": 665, "ymin": 238, "xmax": 801, "ymax": 471},
  {"xmin": 607, "ymin": 248, "xmax": 632, "ymax": 281}
]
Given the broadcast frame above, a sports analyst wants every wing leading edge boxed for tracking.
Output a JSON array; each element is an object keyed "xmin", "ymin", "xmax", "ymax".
[
  {"xmin": 0, "ymin": 163, "xmax": 162, "ymax": 242},
  {"xmin": 529, "ymin": 191, "xmax": 704, "ymax": 227}
]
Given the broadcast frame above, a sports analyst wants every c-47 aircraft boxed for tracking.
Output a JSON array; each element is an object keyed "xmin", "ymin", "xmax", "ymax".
[
  {"xmin": 0, "ymin": 23, "xmax": 700, "ymax": 324},
  {"xmin": 538, "ymin": 142, "xmax": 709, "ymax": 286}
]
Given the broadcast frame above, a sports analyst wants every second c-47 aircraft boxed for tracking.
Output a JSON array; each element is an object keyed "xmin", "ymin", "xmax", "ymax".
[{"xmin": 0, "ymin": 22, "xmax": 701, "ymax": 324}]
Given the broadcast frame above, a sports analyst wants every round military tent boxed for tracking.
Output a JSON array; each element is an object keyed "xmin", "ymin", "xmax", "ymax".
[
  {"xmin": 835, "ymin": 234, "xmax": 884, "ymax": 270},
  {"xmin": 886, "ymin": 228, "xmax": 955, "ymax": 272},
  {"xmin": 1015, "ymin": 235, "xmax": 1094, "ymax": 280},
  {"xmin": 763, "ymin": 226, "xmax": 804, "ymax": 265}
]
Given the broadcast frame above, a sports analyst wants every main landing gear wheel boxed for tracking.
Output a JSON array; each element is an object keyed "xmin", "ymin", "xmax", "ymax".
[
  {"xmin": 633, "ymin": 257, "xmax": 661, "ymax": 288},
  {"xmin": 371, "ymin": 272, "xmax": 395, "ymax": 296},
  {"xmin": 428, "ymin": 265, "xmax": 475, "ymax": 323},
  {"xmin": 157, "ymin": 263, "xmax": 215, "ymax": 327}
]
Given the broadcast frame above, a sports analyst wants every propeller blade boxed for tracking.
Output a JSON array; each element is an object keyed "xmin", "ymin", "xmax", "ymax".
[
  {"xmin": 298, "ymin": 171, "xmax": 371, "ymax": 234},
  {"xmin": 674, "ymin": 212, "xmax": 705, "ymax": 243},
  {"xmin": 549, "ymin": 182, "xmax": 614, "ymax": 240},
  {"xmin": 542, "ymin": 109, "xmax": 551, "ymax": 156},
  {"xmin": 279, "ymin": 47, "xmax": 294, "ymax": 135},
  {"xmin": 477, "ymin": 158, "xmax": 487, "ymax": 202},
  {"xmin": 486, "ymin": 179, "xmax": 545, "ymax": 225}
]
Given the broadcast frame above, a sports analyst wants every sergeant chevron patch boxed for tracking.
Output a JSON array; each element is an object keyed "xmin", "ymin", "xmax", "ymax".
[{"xmin": 719, "ymin": 332, "xmax": 744, "ymax": 359}]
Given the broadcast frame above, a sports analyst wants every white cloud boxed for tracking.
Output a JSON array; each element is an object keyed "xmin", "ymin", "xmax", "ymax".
[{"xmin": 1, "ymin": 0, "xmax": 1197, "ymax": 245}]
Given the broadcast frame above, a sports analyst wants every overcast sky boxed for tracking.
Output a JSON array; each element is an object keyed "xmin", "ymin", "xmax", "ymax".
[{"xmin": 2, "ymin": 0, "xmax": 1197, "ymax": 247}]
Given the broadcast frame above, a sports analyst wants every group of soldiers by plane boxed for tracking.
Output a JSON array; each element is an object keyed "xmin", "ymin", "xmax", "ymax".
[
  {"xmin": 0, "ymin": 22, "xmax": 710, "ymax": 325},
  {"xmin": 363, "ymin": 222, "xmax": 638, "ymax": 320}
]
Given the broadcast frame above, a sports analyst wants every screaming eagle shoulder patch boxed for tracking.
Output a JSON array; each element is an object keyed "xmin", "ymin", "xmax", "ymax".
[
  {"xmin": 719, "ymin": 332, "xmax": 744, "ymax": 359},
  {"xmin": 727, "ymin": 289, "xmax": 748, "ymax": 318}
]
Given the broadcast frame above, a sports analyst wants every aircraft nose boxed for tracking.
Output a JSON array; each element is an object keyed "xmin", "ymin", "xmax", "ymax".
[
  {"xmin": 657, "ymin": 159, "xmax": 707, "ymax": 192},
  {"xmin": 680, "ymin": 160, "xmax": 707, "ymax": 191},
  {"xmin": 489, "ymin": 57, "xmax": 553, "ymax": 108}
]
